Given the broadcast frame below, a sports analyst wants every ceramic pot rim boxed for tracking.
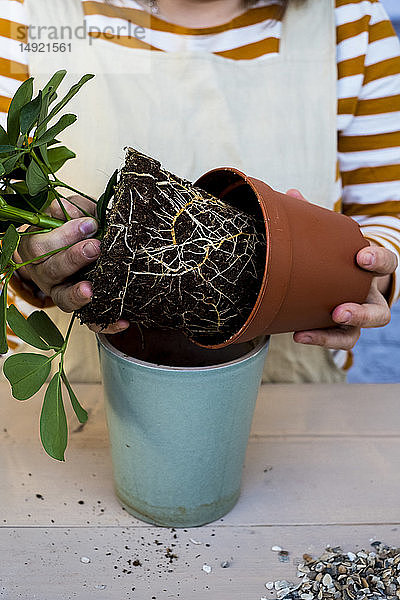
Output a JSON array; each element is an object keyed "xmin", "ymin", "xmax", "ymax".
[{"xmin": 97, "ymin": 333, "xmax": 268, "ymax": 372}]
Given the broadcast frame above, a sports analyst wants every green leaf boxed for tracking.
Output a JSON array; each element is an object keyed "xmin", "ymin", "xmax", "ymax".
[
  {"xmin": 0, "ymin": 225, "xmax": 19, "ymax": 272},
  {"xmin": 7, "ymin": 305, "xmax": 51, "ymax": 351},
  {"xmin": 4, "ymin": 353, "xmax": 52, "ymax": 400},
  {"xmin": 23, "ymin": 190, "xmax": 48, "ymax": 211},
  {"xmin": 0, "ymin": 154, "xmax": 20, "ymax": 175},
  {"xmin": 0, "ymin": 283, "xmax": 8, "ymax": 355},
  {"xmin": 46, "ymin": 139, "xmax": 61, "ymax": 147},
  {"xmin": 9, "ymin": 181, "xmax": 28, "ymax": 195},
  {"xmin": 38, "ymin": 143, "xmax": 50, "ymax": 170},
  {"xmin": 0, "ymin": 145, "xmax": 17, "ymax": 154},
  {"xmin": 7, "ymin": 78, "xmax": 34, "ymax": 144},
  {"xmin": 34, "ymin": 114, "xmax": 77, "ymax": 147},
  {"xmin": 46, "ymin": 146, "xmax": 75, "ymax": 173},
  {"xmin": 20, "ymin": 92, "xmax": 42, "ymax": 135},
  {"xmin": 25, "ymin": 189, "xmax": 49, "ymax": 212},
  {"xmin": 28, "ymin": 310, "xmax": 64, "ymax": 349},
  {"xmin": 61, "ymin": 371, "xmax": 88, "ymax": 424},
  {"xmin": 41, "ymin": 189, "xmax": 57, "ymax": 212},
  {"xmin": 0, "ymin": 125, "xmax": 9, "ymax": 145},
  {"xmin": 98, "ymin": 169, "xmax": 118, "ymax": 228},
  {"xmin": 35, "ymin": 86, "xmax": 52, "ymax": 140},
  {"xmin": 40, "ymin": 371, "xmax": 68, "ymax": 461},
  {"xmin": 41, "ymin": 74, "xmax": 94, "ymax": 129},
  {"xmin": 42, "ymin": 70, "xmax": 67, "ymax": 99},
  {"xmin": 26, "ymin": 159, "xmax": 49, "ymax": 195}
]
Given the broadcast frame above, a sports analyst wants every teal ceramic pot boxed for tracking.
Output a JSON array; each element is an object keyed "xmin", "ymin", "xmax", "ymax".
[{"xmin": 97, "ymin": 332, "xmax": 268, "ymax": 527}]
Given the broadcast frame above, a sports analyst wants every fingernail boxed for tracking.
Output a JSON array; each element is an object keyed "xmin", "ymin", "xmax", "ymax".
[
  {"xmin": 338, "ymin": 310, "xmax": 352, "ymax": 324},
  {"xmin": 300, "ymin": 335, "xmax": 312, "ymax": 344},
  {"xmin": 78, "ymin": 282, "xmax": 92, "ymax": 299},
  {"xmin": 79, "ymin": 218, "xmax": 97, "ymax": 237},
  {"xmin": 361, "ymin": 252, "xmax": 374, "ymax": 267},
  {"xmin": 82, "ymin": 241, "xmax": 100, "ymax": 259}
]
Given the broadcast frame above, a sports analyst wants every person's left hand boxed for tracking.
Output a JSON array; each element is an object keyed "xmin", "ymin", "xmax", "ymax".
[{"xmin": 286, "ymin": 189, "xmax": 398, "ymax": 351}]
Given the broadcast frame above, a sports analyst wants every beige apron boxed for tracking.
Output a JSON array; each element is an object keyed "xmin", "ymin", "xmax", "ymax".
[{"xmin": 24, "ymin": 0, "xmax": 345, "ymax": 383}]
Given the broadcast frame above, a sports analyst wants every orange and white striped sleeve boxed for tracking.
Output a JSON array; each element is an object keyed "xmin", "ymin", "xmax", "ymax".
[
  {"xmin": 336, "ymin": 0, "xmax": 400, "ymax": 305},
  {"xmin": 0, "ymin": 0, "xmax": 28, "ymax": 127},
  {"xmin": 0, "ymin": 1, "xmax": 36, "ymax": 352}
]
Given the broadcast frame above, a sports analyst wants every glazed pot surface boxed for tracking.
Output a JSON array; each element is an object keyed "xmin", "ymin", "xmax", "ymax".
[{"xmin": 98, "ymin": 330, "xmax": 268, "ymax": 527}]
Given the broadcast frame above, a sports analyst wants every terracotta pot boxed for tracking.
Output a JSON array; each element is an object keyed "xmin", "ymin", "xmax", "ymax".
[{"xmin": 194, "ymin": 168, "xmax": 373, "ymax": 349}]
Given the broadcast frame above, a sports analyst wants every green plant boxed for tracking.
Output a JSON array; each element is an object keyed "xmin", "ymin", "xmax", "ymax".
[
  {"xmin": 0, "ymin": 70, "xmax": 114, "ymax": 462},
  {"xmin": 0, "ymin": 71, "xmax": 266, "ymax": 463}
]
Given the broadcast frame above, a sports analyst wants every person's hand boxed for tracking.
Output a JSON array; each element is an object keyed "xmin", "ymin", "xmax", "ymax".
[
  {"xmin": 16, "ymin": 196, "xmax": 130, "ymax": 335},
  {"xmin": 286, "ymin": 189, "xmax": 398, "ymax": 351}
]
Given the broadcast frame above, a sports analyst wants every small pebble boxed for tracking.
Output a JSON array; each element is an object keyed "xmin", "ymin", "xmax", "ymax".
[
  {"xmin": 202, "ymin": 564, "xmax": 212, "ymax": 574},
  {"xmin": 265, "ymin": 581, "xmax": 274, "ymax": 590},
  {"xmin": 265, "ymin": 544, "xmax": 400, "ymax": 600},
  {"xmin": 220, "ymin": 561, "xmax": 230, "ymax": 568},
  {"xmin": 322, "ymin": 573, "xmax": 332, "ymax": 587},
  {"xmin": 94, "ymin": 584, "xmax": 107, "ymax": 590},
  {"xmin": 271, "ymin": 546, "xmax": 283, "ymax": 552},
  {"xmin": 80, "ymin": 556, "xmax": 91, "ymax": 564},
  {"xmin": 303, "ymin": 554, "xmax": 313, "ymax": 563},
  {"xmin": 279, "ymin": 550, "xmax": 290, "ymax": 563},
  {"xmin": 347, "ymin": 551, "xmax": 356, "ymax": 561},
  {"xmin": 190, "ymin": 538, "xmax": 202, "ymax": 545}
]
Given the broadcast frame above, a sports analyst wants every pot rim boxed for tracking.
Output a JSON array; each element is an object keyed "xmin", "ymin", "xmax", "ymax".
[{"xmin": 97, "ymin": 333, "xmax": 268, "ymax": 372}]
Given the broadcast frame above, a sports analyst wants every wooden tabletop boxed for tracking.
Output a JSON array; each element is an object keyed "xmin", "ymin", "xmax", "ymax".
[{"xmin": 1, "ymin": 382, "xmax": 399, "ymax": 600}]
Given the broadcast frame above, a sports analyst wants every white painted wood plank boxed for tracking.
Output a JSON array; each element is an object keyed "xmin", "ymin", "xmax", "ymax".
[
  {"xmin": 2, "ymin": 435, "xmax": 400, "ymax": 527},
  {"xmin": 1, "ymin": 525, "xmax": 398, "ymax": 600},
  {"xmin": 251, "ymin": 384, "xmax": 400, "ymax": 437},
  {"xmin": 226, "ymin": 436, "xmax": 400, "ymax": 526}
]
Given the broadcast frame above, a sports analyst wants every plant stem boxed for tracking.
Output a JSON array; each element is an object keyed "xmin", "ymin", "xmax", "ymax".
[
  {"xmin": 15, "ymin": 243, "xmax": 73, "ymax": 268},
  {"xmin": 0, "ymin": 197, "xmax": 64, "ymax": 229},
  {"xmin": 30, "ymin": 152, "xmax": 72, "ymax": 221},
  {"xmin": 62, "ymin": 313, "xmax": 76, "ymax": 351},
  {"xmin": 17, "ymin": 229, "xmax": 53, "ymax": 237},
  {"xmin": 56, "ymin": 197, "xmax": 72, "ymax": 222},
  {"xmin": 31, "ymin": 149, "xmax": 51, "ymax": 175},
  {"xmin": 59, "ymin": 314, "xmax": 76, "ymax": 373},
  {"xmin": 59, "ymin": 195, "xmax": 95, "ymax": 220},
  {"xmin": 53, "ymin": 180, "xmax": 96, "ymax": 203}
]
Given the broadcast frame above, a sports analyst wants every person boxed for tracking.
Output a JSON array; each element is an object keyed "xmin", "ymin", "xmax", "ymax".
[{"xmin": 2, "ymin": 0, "xmax": 400, "ymax": 382}]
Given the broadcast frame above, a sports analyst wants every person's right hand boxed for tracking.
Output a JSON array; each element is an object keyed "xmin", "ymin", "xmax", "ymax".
[{"xmin": 16, "ymin": 195, "xmax": 130, "ymax": 334}]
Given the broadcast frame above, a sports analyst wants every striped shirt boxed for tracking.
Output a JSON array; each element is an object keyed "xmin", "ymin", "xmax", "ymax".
[{"xmin": 1, "ymin": 0, "xmax": 400, "ymax": 355}]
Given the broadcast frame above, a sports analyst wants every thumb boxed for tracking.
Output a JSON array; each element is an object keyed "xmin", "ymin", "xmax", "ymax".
[{"xmin": 286, "ymin": 188, "xmax": 307, "ymax": 201}]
